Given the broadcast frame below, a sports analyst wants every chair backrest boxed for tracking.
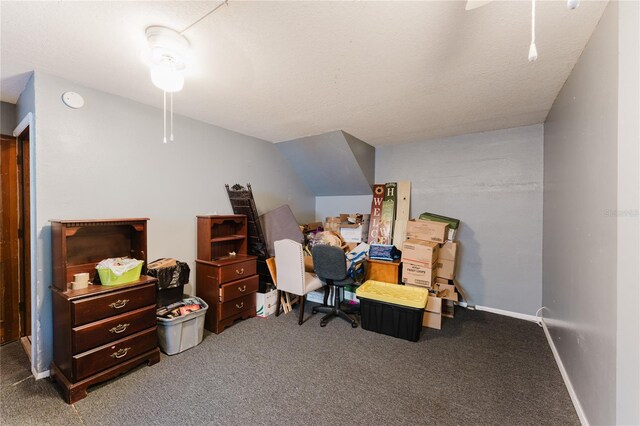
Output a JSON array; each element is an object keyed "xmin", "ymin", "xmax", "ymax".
[
  {"xmin": 312, "ymin": 244, "xmax": 347, "ymax": 282},
  {"xmin": 274, "ymin": 239, "xmax": 305, "ymax": 295}
]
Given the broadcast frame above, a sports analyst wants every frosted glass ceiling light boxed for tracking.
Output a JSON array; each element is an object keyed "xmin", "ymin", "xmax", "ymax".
[
  {"xmin": 144, "ymin": 26, "xmax": 190, "ymax": 143},
  {"xmin": 150, "ymin": 62, "xmax": 185, "ymax": 93},
  {"xmin": 142, "ymin": 3, "xmax": 230, "ymax": 143}
]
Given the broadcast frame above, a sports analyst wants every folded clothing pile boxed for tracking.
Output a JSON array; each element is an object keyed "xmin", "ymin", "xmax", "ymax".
[{"xmin": 156, "ymin": 297, "xmax": 204, "ymax": 319}]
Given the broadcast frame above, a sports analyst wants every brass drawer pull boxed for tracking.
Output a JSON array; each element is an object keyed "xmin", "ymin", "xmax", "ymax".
[
  {"xmin": 110, "ymin": 347, "xmax": 131, "ymax": 359},
  {"xmin": 235, "ymin": 302, "xmax": 244, "ymax": 309},
  {"xmin": 235, "ymin": 268, "xmax": 244, "ymax": 275},
  {"xmin": 109, "ymin": 323, "xmax": 130, "ymax": 334},
  {"xmin": 109, "ymin": 299, "xmax": 129, "ymax": 309},
  {"xmin": 238, "ymin": 285, "xmax": 246, "ymax": 292}
]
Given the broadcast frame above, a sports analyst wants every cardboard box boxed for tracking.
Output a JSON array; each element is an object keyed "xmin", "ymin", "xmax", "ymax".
[
  {"xmin": 256, "ymin": 289, "xmax": 278, "ymax": 318},
  {"xmin": 422, "ymin": 310, "xmax": 442, "ymax": 329},
  {"xmin": 324, "ymin": 217, "xmax": 341, "ymax": 232},
  {"xmin": 434, "ymin": 283, "xmax": 458, "ymax": 301},
  {"xmin": 340, "ymin": 213, "xmax": 370, "ymax": 224},
  {"xmin": 426, "ymin": 294, "xmax": 442, "ymax": 313},
  {"xmin": 435, "ymin": 277, "xmax": 450, "ymax": 285},
  {"xmin": 435, "ymin": 258, "xmax": 455, "ymax": 280},
  {"xmin": 442, "ymin": 299, "xmax": 455, "ymax": 318},
  {"xmin": 418, "ymin": 212, "xmax": 460, "ymax": 241},
  {"xmin": 303, "ymin": 222, "xmax": 323, "ymax": 232},
  {"xmin": 422, "ymin": 293, "xmax": 443, "ymax": 330},
  {"xmin": 345, "ymin": 242, "xmax": 358, "ymax": 252},
  {"xmin": 439, "ymin": 241, "xmax": 457, "ymax": 261},
  {"xmin": 401, "ymin": 239, "xmax": 439, "ymax": 268},
  {"xmin": 402, "ymin": 262, "xmax": 437, "ymax": 287},
  {"xmin": 405, "ymin": 219, "xmax": 449, "ymax": 244},
  {"xmin": 339, "ymin": 223, "xmax": 369, "ymax": 243}
]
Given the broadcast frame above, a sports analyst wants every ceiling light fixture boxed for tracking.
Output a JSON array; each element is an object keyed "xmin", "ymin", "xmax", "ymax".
[
  {"xmin": 142, "ymin": 2, "xmax": 229, "ymax": 144},
  {"xmin": 144, "ymin": 26, "xmax": 190, "ymax": 143}
]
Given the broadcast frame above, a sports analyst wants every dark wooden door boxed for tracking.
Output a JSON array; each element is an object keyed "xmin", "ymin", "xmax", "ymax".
[
  {"xmin": 18, "ymin": 132, "xmax": 30, "ymax": 338},
  {"xmin": 0, "ymin": 132, "xmax": 30, "ymax": 344}
]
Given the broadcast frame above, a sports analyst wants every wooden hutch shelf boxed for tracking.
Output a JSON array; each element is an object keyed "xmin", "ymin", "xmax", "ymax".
[
  {"xmin": 50, "ymin": 218, "xmax": 159, "ymax": 404},
  {"xmin": 195, "ymin": 215, "xmax": 258, "ymax": 334}
]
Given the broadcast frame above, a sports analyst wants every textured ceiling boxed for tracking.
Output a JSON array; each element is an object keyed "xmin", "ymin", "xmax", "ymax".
[{"xmin": 0, "ymin": 1, "xmax": 607, "ymax": 146}]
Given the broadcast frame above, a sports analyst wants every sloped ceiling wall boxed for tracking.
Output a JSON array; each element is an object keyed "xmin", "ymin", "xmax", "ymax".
[{"xmin": 276, "ymin": 130, "xmax": 374, "ymax": 196}]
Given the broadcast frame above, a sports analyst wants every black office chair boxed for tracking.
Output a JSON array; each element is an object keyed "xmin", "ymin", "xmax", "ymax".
[{"xmin": 311, "ymin": 245, "xmax": 358, "ymax": 328}]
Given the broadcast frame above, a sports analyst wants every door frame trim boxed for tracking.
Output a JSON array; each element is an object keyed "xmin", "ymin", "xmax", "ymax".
[{"xmin": 13, "ymin": 112, "xmax": 37, "ymax": 377}]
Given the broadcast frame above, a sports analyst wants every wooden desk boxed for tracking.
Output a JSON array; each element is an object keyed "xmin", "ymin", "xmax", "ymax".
[
  {"xmin": 304, "ymin": 255, "xmax": 400, "ymax": 284},
  {"xmin": 365, "ymin": 258, "xmax": 401, "ymax": 284}
]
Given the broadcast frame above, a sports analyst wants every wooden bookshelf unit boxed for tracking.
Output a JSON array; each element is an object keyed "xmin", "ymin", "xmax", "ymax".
[{"xmin": 195, "ymin": 215, "xmax": 258, "ymax": 334}]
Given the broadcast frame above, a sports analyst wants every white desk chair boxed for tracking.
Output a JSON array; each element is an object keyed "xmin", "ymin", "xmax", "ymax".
[{"xmin": 274, "ymin": 239, "xmax": 324, "ymax": 325}]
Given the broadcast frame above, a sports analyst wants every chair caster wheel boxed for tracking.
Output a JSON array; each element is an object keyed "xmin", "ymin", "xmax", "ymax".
[
  {"xmin": 320, "ymin": 321, "xmax": 327, "ymax": 327},
  {"xmin": 312, "ymin": 308, "xmax": 317, "ymax": 315},
  {"xmin": 351, "ymin": 322, "xmax": 358, "ymax": 328}
]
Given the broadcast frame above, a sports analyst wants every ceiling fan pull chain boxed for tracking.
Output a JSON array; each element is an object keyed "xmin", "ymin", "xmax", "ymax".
[
  {"xmin": 528, "ymin": 0, "xmax": 538, "ymax": 62},
  {"xmin": 163, "ymin": 90, "xmax": 167, "ymax": 144},
  {"xmin": 170, "ymin": 92, "xmax": 174, "ymax": 142}
]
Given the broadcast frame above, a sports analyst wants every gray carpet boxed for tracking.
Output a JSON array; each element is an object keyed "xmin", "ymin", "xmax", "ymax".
[{"xmin": 0, "ymin": 307, "xmax": 578, "ymax": 425}]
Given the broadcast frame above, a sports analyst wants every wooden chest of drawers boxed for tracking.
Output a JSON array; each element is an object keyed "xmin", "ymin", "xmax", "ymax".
[
  {"xmin": 196, "ymin": 258, "xmax": 258, "ymax": 334},
  {"xmin": 51, "ymin": 278, "xmax": 160, "ymax": 404},
  {"xmin": 195, "ymin": 215, "xmax": 258, "ymax": 334},
  {"xmin": 49, "ymin": 218, "xmax": 160, "ymax": 404}
]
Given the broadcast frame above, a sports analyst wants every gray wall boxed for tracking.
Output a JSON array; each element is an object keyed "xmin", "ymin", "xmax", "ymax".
[
  {"xmin": 378, "ymin": 125, "xmax": 543, "ymax": 316},
  {"xmin": 277, "ymin": 130, "xmax": 374, "ymax": 196},
  {"xmin": 26, "ymin": 71, "xmax": 315, "ymax": 374},
  {"xmin": 316, "ymin": 195, "xmax": 372, "ymax": 222},
  {"xmin": 616, "ymin": 1, "xmax": 640, "ymax": 423},
  {"xmin": 1, "ymin": 100, "xmax": 17, "ymax": 135},
  {"xmin": 316, "ymin": 125, "xmax": 544, "ymax": 316},
  {"xmin": 543, "ymin": 2, "xmax": 619, "ymax": 424}
]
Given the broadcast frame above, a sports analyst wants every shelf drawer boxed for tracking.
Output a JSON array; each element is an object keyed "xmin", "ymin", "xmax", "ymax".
[
  {"xmin": 72, "ymin": 283, "xmax": 156, "ymax": 326},
  {"xmin": 72, "ymin": 305, "xmax": 156, "ymax": 354},
  {"xmin": 219, "ymin": 260, "xmax": 256, "ymax": 284},
  {"xmin": 219, "ymin": 275, "xmax": 259, "ymax": 303},
  {"xmin": 219, "ymin": 293, "xmax": 256, "ymax": 320},
  {"xmin": 72, "ymin": 328, "xmax": 157, "ymax": 381}
]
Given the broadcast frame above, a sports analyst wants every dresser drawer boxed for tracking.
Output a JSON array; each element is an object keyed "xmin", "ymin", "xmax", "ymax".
[
  {"xmin": 219, "ymin": 293, "xmax": 256, "ymax": 320},
  {"xmin": 72, "ymin": 283, "xmax": 156, "ymax": 326},
  {"xmin": 72, "ymin": 305, "xmax": 156, "ymax": 354},
  {"xmin": 220, "ymin": 275, "xmax": 259, "ymax": 303},
  {"xmin": 73, "ymin": 328, "xmax": 157, "ymax": 381},
  {"xmin": 219, "ymin": 260, "xmax": 256, "ymax": 284}
]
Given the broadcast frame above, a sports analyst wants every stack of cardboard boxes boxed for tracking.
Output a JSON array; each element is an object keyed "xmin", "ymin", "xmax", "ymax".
[
  {"xmin": 400, "ymin": 218, "xmax": 461, "ymax": 330},
  {"xmin": 323, "ymin": 213, "xmax": 370, "ymax": 250}
]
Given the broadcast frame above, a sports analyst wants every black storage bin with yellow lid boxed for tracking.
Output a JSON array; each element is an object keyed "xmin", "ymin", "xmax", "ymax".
[{"xmin": 356, "ymin": 280, "xmax": 428, "ymax": 342}]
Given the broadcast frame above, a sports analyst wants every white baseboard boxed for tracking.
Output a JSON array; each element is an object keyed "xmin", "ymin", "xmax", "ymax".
[
  {"xmin": 475, "ymin": 305, "xmax": 538, "ymax": 322},
  {"xmin": 541, "ymin": 319, "xmax": 589, "ymax": 426},
  {"xmin": 32, "ymin": 368, "xmax": 50, "ymax": 380}
]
